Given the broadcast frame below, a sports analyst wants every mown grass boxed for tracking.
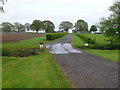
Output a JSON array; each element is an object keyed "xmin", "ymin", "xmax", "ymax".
[
  {"xmin": 2, "ymin": 34, "xmax": 74, "ymax": 88},
  {"xmin": 72, "ymin": 34, "xmax": 119, "ymax": 62},
  {"xmin": 71, "ymin": 34, "xmax": 85, "ymax": 48},
  {"xmin": 3, "ymin": 52, "xmax": 73, "ymax": 88},
  {"xmin": 2, "ymin": 36, "xmax": 60, "ymax": 50},
  {"xmin": 84, "ymin": 49, "xmax": 119, "ymax": 62},
  {"xmin": 83, "ymin": 34, "xmax": 108, "ymax": 45}
]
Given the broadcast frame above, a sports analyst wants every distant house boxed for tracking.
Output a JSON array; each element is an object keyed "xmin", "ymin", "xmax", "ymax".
[{"xmin": 92, "ymin": 31, "xmax": 102, "ymax": 34}]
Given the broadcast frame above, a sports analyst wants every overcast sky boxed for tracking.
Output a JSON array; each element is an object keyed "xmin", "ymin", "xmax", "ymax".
[{"xmin": 0, "ymin": 0, "xmax": 114, "ymax": 30}]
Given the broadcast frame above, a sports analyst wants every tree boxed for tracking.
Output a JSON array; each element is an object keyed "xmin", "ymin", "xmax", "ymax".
[
  {"xmin": 90, "ymin": 25, "xmax": 97, "ymax": 33},
  {"xmin": 24, "ymin": 23, "xmax": 31, "ymax": 31},
  {"xmin": 0, "ymin": 0, "xmax": 7, "ymax": 12},
  {"xmin": 74, "ymin": 19, "xmax": 88, "ymax": 33},
  {"xmin": 42, "ymin": 20, "xmax": 55, "ymax": 33},
  {"xmin": 98, "ymin": 1, "xmax": 120, "ymax": 43},
  {"xmin": 30, "ymin": 20, "xmax": 43, "ymax": 33},
  {"xmin": 14, "ymin": 22, "xmax": 25, "ymax": 33},
  {"xmin": 59, "ymin": 21, "xmax": 73, "ymax": 32},
  {"xmin": 1, "ymin": 22, "xmax": 13, "ymax": 33}
]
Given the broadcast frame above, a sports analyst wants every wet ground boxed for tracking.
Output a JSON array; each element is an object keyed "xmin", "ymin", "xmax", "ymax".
[{"xmin": 46, "ymin": 34, "xmax": 118, "ymax": 88}]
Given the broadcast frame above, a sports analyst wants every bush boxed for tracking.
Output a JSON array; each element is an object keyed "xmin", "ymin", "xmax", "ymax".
[
  {"xmin": 2, "ymin": 48, "xmax": 45, "ymax": 57},
  {"xmin": 74, "ymin": 33, "xmax": 119, "ymax": 50},
  {"xmin": 74, "ymin": 33, "xmax": 96, "ymax": 44},
  {"xmin": 46, "ymin": 33, "xmax": 67, "ymax": 40}
]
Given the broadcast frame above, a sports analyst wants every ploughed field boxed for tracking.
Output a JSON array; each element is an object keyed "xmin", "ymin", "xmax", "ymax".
[{"xmin": 2, "ymin": 33, "xmax": 46, "ymax": 42}]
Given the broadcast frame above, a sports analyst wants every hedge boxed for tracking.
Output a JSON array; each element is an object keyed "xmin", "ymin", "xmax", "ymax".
[
  {"xmin": 46, "ymin": 33, "xmax": 67, "ymax": 40},
  {"xmin": 74, "ymin": 33, "xmax": 119, "ymax": 49},
  {"xmin": 74, "ymin": 33, "xmax": 96, "ymax": 44}
]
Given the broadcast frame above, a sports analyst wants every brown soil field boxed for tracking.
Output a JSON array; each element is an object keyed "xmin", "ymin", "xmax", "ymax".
[{"xmin": 1, "ymin": 33, "xmax": 46, "ymax": 42}]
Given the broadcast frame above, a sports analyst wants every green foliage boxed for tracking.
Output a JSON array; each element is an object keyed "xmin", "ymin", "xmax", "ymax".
[
  {"xmin": 2, "ymin": 48, "xmax": 45, "ymax": 57},
  {"xmin": 30, "ymin": 20, "xmax": 43, "ymax": 33},
  {"xmin": 1, "ymin": 22, "xmax": 13, "ymax": 33},
  {"xmin": 14, "ymin": 22, "xmax": 25, "ymax": 33},
  {"xmin": 74, "ymin": 19, "xmax": 88, "ymax": 33},
  {"xmin": 90, "ymin": 25, "xmax": 97, "ymax": 32},
  {"xmin": 72, "ymin": 34, "xmax": 119, "ymax": 62},
  {"xmin": 46, "ymin": 33, "xmax": 67, "ymax": 40},
  {"xmin": 98, "ymin": 1, "xmax": 120, "ymax": 43},
  {"xmin": 42, "ymin": 20, "xmax": 55, "ymax": 33},
  {"xmin": 59, "ymin": 21, "xmax": 73, "ymax": 32},
  {"xmin": 74, "ymin": 33, "xmax": 119, "ymax": 49},
  {"xmin": 74, "ymin": 33, "xmax": 95, "ymax": 45}
]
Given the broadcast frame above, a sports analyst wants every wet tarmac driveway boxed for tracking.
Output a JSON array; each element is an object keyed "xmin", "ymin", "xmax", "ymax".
[{"xmin": 46, "ymin": 34, "xmax": 118, "ymax": 88}]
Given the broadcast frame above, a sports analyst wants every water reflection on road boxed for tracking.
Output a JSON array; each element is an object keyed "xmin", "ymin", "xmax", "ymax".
[{"xmin": 46, "ymin": 43, "xmax": 82, "ymax": 54}]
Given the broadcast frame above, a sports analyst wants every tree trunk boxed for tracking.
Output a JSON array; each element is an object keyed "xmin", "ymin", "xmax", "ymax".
[{"xmin": 36, "ymin": 30, "xmax": 38, "ymax": 33}]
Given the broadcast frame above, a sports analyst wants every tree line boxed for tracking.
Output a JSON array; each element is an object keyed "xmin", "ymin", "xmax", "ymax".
[
  {"xmin": 0, "ymin": 20, "xmax": 55, "ymax": 33},
  {"xmin": 0, "ymin": 19, "xmax": 98, "ymax": 33}
]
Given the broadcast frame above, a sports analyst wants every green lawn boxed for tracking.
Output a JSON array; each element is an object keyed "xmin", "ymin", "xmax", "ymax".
[
  {"xmin": 2, "ymin": 36, "xmax": 61, "ymax": 50},
  {"xmin": 72, "ymin": 34, "xmax": 119, "ymax": 62},
  {"xmin": 71, "ymin": 34, "xmax": 85, "ymax": 48},
  {"xmin": 83, "ymin": 34, "xmax": 108, "ymax": 45},
  {"xmin": 3, "ymin": 52, "xmax": 73, "ymax": 88},
  {"xmin": 83, "ymin": 49, "xmax": 119, "ymax": 62},
  {"xmin": 2, "ymin": 35, "xmax": 73, "ymax": 88}
]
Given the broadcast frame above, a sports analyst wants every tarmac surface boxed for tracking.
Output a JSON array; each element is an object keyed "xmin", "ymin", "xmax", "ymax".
[{"xmin": 46, "ymin": 34, "xmax": 118, "ymax": 88}]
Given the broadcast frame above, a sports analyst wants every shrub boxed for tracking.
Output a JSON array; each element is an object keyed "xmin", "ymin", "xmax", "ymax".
[
  {"xmin": 46, "ymin": 33, "xmax": 67, "ymax": 40},
  {"xmin": 74, "ymin": 33, "xmax": 119, "ymax": 50},
  {"xmin": 2, "ymin": 48, "xmax": 46, "ymax": 57},
  {"xmin": 74, "ymin": 33, "xmax": 96, "ymax": 44}
]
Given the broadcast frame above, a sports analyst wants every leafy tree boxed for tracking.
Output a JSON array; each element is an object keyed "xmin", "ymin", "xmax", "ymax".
[
  {"xmin": 24, "ymin": 23, "xmax": 31, "ymax": 31},
  {"xmin": 14, "ymin": 22, "xmax": 25, "ymax": 33},
  {"xmin": 90, "ymin": 25, "xmax": 97, "ymax": 33},
  {"xmin": 59, "ymin": 21, "xmax": 73, "ymax": 32},
  {"xmin": 30, "ymin": 20, "xmax": 43, "ymax": 33},
  {"xmin": 42, "ymin": 20, "xmax": 55, "ymax": 33},
  {"xmin": 98, "ymin": 1, "xmax": 120, "ymax": 44},
  {"xmin": 1, "ymin": 22, "xmax": 13, "ymax": 33},
  {"xmin": 74, "ymin": 19, "xmax": 88, "ymax": 33}
]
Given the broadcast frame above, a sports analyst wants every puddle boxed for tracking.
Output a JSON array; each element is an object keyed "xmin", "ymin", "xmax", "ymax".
[
  {"xmin": 49, "ymin": 43, "xmax": 69, "ymax": 54},
  {"xmin": 63, "ymin": 43, "xmax": 82, "ymax": 53},
  {"xmin": 46, "ymin": 45, "xmax": 51, "ymax": 49},
  {"xmin": 46, "ymin": 43, "xmax": 82, "ymax": 54}
]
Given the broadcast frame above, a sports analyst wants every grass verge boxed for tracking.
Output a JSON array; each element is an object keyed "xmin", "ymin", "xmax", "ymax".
[
  {"xmin": 2, "ymin": 36, "xmax": 64, "ymax": 50},
  {"xmin": 2, "ymin": 34, "xmax": 74, "ymax": 88},
  {"xmin": 83, "ymin": 49, "xmax": 119, "ymax": 62},
  {"xmin": 72, "ymin": 34, "xmax": 119, "ymax": 62},
  {"xmin": 2, "ymin": 52, "xmax": 73, "ymax": 88}
]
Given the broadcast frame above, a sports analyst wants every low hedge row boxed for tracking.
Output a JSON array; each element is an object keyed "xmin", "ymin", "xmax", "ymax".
[
  {"xmin": 74, "ymin": 33, "xmax": 119, "ymax": 49},
  {"xmin": 74, "ymin": 33, "xmax": 96, "ymax": 44},
  {"xmin": 46, "ymin": 33, "xmax": 67, "ymax": 40}
]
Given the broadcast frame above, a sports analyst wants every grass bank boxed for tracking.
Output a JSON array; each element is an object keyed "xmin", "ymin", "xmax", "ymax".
[
  {"xmin": 72, "ymin": 34, "xmax": 119, "ymax": 62},
  {"xmin": 2, "ymin": 36, "xmax": 61, "ymax": 50},
  {"xmin": 3, "ymin": 52, "xmax": 73, "ymax": 88},
  {"xmin": 2, "ymin": 34, "xmax": 73, "ymax": 88}
]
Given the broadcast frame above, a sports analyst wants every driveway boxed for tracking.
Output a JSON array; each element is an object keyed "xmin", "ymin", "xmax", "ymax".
[{"xmin": 46, "ymin": 34, "xmax": 118, "ymax": 88}]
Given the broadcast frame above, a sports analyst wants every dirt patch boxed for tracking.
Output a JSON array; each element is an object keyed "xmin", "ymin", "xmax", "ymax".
[{"xmin": 1, "ymin": 33, "xmax": 46, "ymax": 42}]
